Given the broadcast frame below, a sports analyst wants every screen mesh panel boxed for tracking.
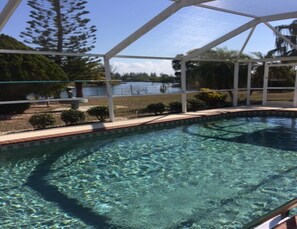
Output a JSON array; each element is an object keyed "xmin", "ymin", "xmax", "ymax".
[{"xmin": 201, "ymin": 0, "xmax": 297, "ymax": 17}]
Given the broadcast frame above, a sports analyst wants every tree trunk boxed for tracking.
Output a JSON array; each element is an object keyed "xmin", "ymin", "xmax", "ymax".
[
  {"xmin": 75, "ymin": 82, "xmax": 83, "ymax": 97},
  {"xmin": 54, "ymin": 0, "xmax": 63, "ymax": 65}
]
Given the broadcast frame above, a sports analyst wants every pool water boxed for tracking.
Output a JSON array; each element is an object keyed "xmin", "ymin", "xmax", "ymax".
[{"xmin": 1, "ymin": 117, "xmax": 297, "ymax": 228}]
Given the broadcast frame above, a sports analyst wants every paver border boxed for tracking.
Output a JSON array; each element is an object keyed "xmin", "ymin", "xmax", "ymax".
[{"xmin": 1, "ymin": 106, "xmax": 297, "ymax": 151}]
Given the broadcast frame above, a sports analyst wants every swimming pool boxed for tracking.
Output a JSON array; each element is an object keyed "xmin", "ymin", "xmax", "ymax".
[{"xmin": 1, "ymin": 116, "xmax": 297, "ymax": 228}]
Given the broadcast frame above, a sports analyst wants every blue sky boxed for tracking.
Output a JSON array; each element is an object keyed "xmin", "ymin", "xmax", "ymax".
[{"xmin": 1, "ymin": 0, "xmax": 295, "ymax": 75}]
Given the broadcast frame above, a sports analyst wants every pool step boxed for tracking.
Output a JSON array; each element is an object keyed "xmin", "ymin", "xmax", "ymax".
[{"xmin": 243, "ymin": 197, "xmax": 297, "ymax": 229}]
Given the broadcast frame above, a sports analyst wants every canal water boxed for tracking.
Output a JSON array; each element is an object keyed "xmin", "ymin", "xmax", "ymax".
[{"xmin": 60, "ymin": 82, "xmax": 181, "ymax": 98}]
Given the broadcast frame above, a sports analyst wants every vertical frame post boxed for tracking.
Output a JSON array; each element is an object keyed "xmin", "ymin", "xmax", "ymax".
[
  {"xmin": 104, "ymin": 58, "xmax": 115, "ymax": 122},
  {"xmin": 181, "ymin": 61, "xmax": 187, "ymax": 113},
  {"xmin": 262, "ymin": 62, "xmax": 269, "ymax": 106},
  {"xmin": 293, "ymin": 67, "xmax": 297, "ymax": 107},
  {"xmin": 233, "ymin": 62, "xmax": 239, "ymax": 107},
  {"xmin": 246, "ymin": 62, "xmax": 252, "ymax": 105}
]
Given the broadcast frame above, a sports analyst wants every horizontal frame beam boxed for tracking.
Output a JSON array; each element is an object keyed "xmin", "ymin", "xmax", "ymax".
[
  {"xmin": 268, "ymin": 63, "xmax": 297, "ymax": 67},
  {"xmin": 0, "ymin": 49, "xmax": 175, "ymax": 60},
  {"xmin": 2, "ymin": 49, "xmax": 297, "ymax": 64},
  {"xmin": 0, "ymin": 98, "xmax": 88, "ymax": 105},
  {"xmin": 114, "ymin": 55, "xmax": 175, "ymax": 60},
  {"xmin": 0, "ymin": 80, "xmax": 121, "ymax": 84},
  {"xmin": 0, "ymin": 49, "xmax": 104, "ymax": 57}
]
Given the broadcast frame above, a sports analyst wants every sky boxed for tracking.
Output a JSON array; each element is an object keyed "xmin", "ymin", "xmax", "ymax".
[{"xmin": 1, "ymin": 0, "xmax": 296, "ymax": 75}]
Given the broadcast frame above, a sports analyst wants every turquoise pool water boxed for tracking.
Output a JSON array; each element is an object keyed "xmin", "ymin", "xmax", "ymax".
[{"xmin": 1, "ymin": 117, "xmax": 297, "ymax": 228}]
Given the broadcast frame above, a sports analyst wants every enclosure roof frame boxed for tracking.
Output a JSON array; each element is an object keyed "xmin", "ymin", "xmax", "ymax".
[
  {"xmin": 104, "ymin": 0, "xmax": 214, "ymax": 60},
  {"xmin": 1, "ymin": 0, "xmax": 297, "ymax": 62},
  {"xmin": 102, "ymin": 0, "xmax": 297, "ymax": 62},
  {"xmin": 0, "ymin": 0, "xmax": 21, "ymax": 32}
]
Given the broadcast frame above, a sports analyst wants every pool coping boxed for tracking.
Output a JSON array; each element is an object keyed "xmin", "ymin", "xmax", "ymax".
[{"xmin": 1, "ymin": 106, "xmax": 297, "ymax": 151}]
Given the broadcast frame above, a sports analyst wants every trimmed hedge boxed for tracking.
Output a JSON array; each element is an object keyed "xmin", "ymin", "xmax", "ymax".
[
  {"xmin": 187, "ymin": 98, "xmax": 205, "ymax": 111},
  {"xmin": 146, "ymin": 103, "xmax": 166, "ymax": 115},
  {"xmin": 87, "ymin": 106, "xmax": 109, "ymax": 122},
  {"xmin": 29, "ymin": 113, "xmax": 55, "ymax": 129},
  {"xmin": 0, "ymin": 102, "xmax": 30, "ymax": 115},
  {"xmin": 61, "ymin": 109, "xmax": 85, "ymax": 125},
  {"xmin": 195, "ymin": 88, "xmax": 226, "ymax": 107},
  {"xmin": 168, "ymin": 101, "xmax": 182, "ymax": 113}
]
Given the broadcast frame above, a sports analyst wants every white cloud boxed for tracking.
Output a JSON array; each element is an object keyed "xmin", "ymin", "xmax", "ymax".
[
  {"xmin": 163, "ymin": 8, "xmax": 232, "ymax": 53},
  {"xmin": 111, "ymin": 60, "xmax": 174, "ymax": 75},
  {"xmin": 161, "ymin": 7, "xmax": 250, "ymax": 54},
  {"xmin": 112, "ymin": 6, "xmax": 242, "ymax": 57}
]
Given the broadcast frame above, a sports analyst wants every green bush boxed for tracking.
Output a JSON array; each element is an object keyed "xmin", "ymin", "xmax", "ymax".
[
  {"xmin": 187, "ymin": 98, "xmax": 206, "ymax": 111},
  {"xmin": 146, "ymin": 103, "xmax": 166, "ymax": 115},
  {"xmin": 0, "ymin": 103, "xmax": 30, "ymax": 115},
  {"xmin": 0, "ymin": 90, "xmax": 30, "ymax": 114},
  {"xmin": 0, "ymin": 35, "xmax": 67, "ymax": 115},
  {"xmin": 195, "ymin": 88, "xmax": 226, "ymax": 107},
  {"xmin": 61, "ymin": 109, "xmax": 85, "ymax": 125},
  {"xmin": 87, "ymin": 106, "xmax": 109, "ymax": 122},
  {"xmin": 168, "ymin": 101, "xmax": 182, "ymax": 113},
  {"xmin": 29, "ymin": 113, "xmax": 55, "ymax": 129}
]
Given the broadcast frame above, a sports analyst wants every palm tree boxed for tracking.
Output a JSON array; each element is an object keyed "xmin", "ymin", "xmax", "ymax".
[
  {"xmin": 272, "ymin": 20, "xmax": 297, "ymax": 57},
  {"xmin": 251, "ymin": 52, "xmax": 294, "ymax": 90},
  {"xmin": 181, "ymin": 47, "xmax": 250, "ymax": 98}
]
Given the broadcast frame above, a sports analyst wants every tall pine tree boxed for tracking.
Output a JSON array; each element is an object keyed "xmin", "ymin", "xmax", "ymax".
[{"xmin": 21, "ymin": 0, "xmax": 103, "ymax": 97}]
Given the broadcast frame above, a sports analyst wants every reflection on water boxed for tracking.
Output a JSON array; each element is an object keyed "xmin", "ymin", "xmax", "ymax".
[{"xmin": 1, "ymin": 117, "xmax": 297, "ymax": 228}]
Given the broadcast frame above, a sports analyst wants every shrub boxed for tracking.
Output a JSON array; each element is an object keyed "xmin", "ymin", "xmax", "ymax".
[
  {"xmin": 0, "ymin": 35, "xmax": 67, "ymax": 115},
  {"xmin": 29, "ymin": 113, "xmax": 55, "ymax": 129},
  {"xmin": 168, "ymin": 101, "xmax": 182, "ymax": 113},
  {"xmin": 61, "ymin": 109, "xmax": 85, "ymax": 125},
  {"xmin": 146, "ymin": 103, "xmax": 166, "ymax": 115},
  {"xmin": 187, "ymin": 98, "xmax": 206, "ymax": 111},
  {"xmin": 87, "ymin": 106, "xmax": 109, "ymax": 122},
  {"xmin": 0, "ymin": 91, "xmax": 30, "ymax": 115},
  {"xmin": 195, "ymin": 88, "xmax": 226, "ymax": 107},
  {"xmin": 0, "ymin": 103, "xmax": 30, "ymax": 115}
]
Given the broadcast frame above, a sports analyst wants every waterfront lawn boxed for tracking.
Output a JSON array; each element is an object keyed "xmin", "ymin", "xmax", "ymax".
[{"xmin": 0, "ymin": 91, "xmax": 294, "ymax": 134}]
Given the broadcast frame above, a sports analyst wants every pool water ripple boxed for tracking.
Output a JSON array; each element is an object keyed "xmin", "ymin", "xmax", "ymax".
[{"xmin": 1, "ymin": 117, "xmax": 297, "ymax": 228}]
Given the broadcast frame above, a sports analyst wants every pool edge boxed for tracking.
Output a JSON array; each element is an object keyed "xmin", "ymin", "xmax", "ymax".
[{"xmin": 1, "ymin": 106, "xmax": 297, "ymax": 151}]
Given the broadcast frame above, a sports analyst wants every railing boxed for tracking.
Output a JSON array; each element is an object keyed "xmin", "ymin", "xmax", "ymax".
[
  {"xmin": 0, "ymin": 98, "xmax": 88, "ymax": 105},
  {"xmin": 243, "ymin": 197, "xmax": 297, "ymax": 229}
]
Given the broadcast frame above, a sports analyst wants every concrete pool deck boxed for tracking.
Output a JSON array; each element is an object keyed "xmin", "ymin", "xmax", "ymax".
[{"xmin": 1, "ymin": 105, "xmax": 297, "ymax": 149}]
